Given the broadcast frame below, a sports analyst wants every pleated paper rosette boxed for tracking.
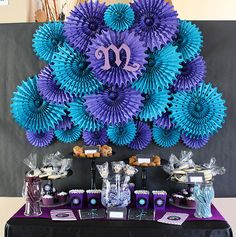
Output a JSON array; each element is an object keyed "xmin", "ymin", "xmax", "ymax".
[
  {"xmin": 63, "ymin": 1, "xmax": 107, "ymax": 53},
  {"xmin": 131, "ymin": 0, "xmax": 179, "ymax": 50},
  {"xmin": 107, "ymin": 121, "xmax": 136, "ymax": 146},
  {"xmin": 181, "ymin": 134, "xmax": 210, "ymax": 149},
  {"xmin": 87, "ymin": 30, "xmax": 147, "ymax": 87},
  {"xmin": 26, "ymin": 130, "xmax": 54, "ymax": 148},
  {"xmin": 32, "ymin": 22, "xmax": 64, "ymax": 63},
  {"xmin": 154, "ymin": 111, "xmax": 172, "ymax": 129},
  {"xmin": 11, "ymin": 76, "xmax": 66, "ymax": 133},
  {"xmin": 133, "ymin": 44, "xmax": 182, "ymax": 93},
  {"xmin": 170, "ymin": 83, "xmax": 227, "ymax": 137},
  {"xmin": 83, "ymin": 127, "xmax": 109, "ymax": 146},
  {"xmin": 128, "ymin": 121, "xmax": 152, "ymax": 150},
  {"xmin": 55, "ymin": 126, "xmax": 82, "ymax": 143},
  {"xmin": 37, "ymin": 65, "xmax": 74, "ymax": 104},
  {"xmin": 84, "ymin": 87, "xmax": 144, "ymax": 125},
  {"xmin": 138, "ymin": 89, "xmax": 170, "ymax": 121},
  {"xmin": 51, "ymin": 43, "xmax": 101, "ymax": 96}
]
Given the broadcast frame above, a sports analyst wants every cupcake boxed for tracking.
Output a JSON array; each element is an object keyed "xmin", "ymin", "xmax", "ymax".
[
  {"xmin": 42, "ymin": 194, "xmax": 54, "ymax": 205},
  {"xmin": 186, "ymin": 197, "xmax": 196, "ymax": 208},
  {"xmin": 57, "ymin": 192, "xmax": 68, "ymax": 203},
  {"xmin": 172, "ymin": 194, "xmax": 184, "ymax": 205}
]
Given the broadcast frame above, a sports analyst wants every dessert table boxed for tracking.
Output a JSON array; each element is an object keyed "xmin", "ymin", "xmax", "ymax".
[{"xmin": 5, "ymin": 204, "xmax": 233, "ymax": 237}]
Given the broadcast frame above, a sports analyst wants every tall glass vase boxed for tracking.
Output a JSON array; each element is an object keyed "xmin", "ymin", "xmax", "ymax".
[
  {"xmin": 22, "ymin": 176, "xmax": 42, "ymax": 216},
  {"xmin": 193, "ymin": 182, "xmax": 214, "ymax": 218}
]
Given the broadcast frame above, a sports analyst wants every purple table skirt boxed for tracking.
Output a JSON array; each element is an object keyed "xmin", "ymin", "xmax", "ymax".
[{"xmin": 13, "ymin": 204, "xmax": 225, "ymax": 222}]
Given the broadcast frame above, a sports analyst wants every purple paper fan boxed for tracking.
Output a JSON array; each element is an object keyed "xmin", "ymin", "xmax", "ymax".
[
  {"xmin": 55, "ymin": 116, "xmax": 73, "ymax": 131},
  {"xmin": 87, "ymin": 30, "xmax": 147, "ymax": 87},
  {"xmin": 131, "ymin": 0, "xmax": 179, "ymax": 50},
  {"xmin": 83, "ymin": 128, "xmax": 109, "ymax": 146},
  {"xmin": 37, "ymin": 65, "xmax": 74, "ymax": 104},
  {"xmin": 154, "ymin": 111, "xmax": 172, "ymax": 129},
  {"xmin": 173, "ymin": 56, "xmax": 206, "ymax": 91},
  {"xmin": 128, "ymin": 121, "xmax": 152, "ymax": 150},
  {"xmin": 181, "ymin": 134, "xmax": 210, "ymax": 149},
  {"xmin": 26, "ymin": 130, "xmax": 54, "ymax": 147},
  {"xmin": 63, "ymin": 1, "xmax": 107, "ymax": 53},
  {"xmin": 84, "ymin": 87, "xmax": 144, "ymax": 125}
]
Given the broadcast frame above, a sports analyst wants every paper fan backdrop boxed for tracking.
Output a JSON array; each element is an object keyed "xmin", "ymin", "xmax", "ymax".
[
  {"xmin": 174, "ymin": 20, "xmax": 203, "ymax": 62},
  {"xmin": 37, "ymin": 65, "xmax": 74, "ymax": 104},
  {"xmin": 87, "ymin": 30, "xmax": 147, "ymax": 87},
  {"xmin": 83, "ymin": 127, "xmax": 109, "ymax": 146},
  {"xmin": 170, "ymin": 83, "xmax": 227, "ymax": 137},
  {"xmin": 128, "ymin": 121, "xmax": 152, "ymax": 150},
  {"xmin": 173, "ymin": 56, "xmax": 206, "ymax": 91},
  {"xmin": 154, "ymin": 111, "xmax": 172, "ymax": 129},
  {"xmin": 107, "ymin": 121, "xmax": 136, "ymax": 146},
  {"xmin": 132, "ymin": 44, "xmax": 182, "ymax": 93},
  {"xmin": 84, "ymin": 87, "xmax": 144, "ymax": 125},
  {"xmin": 32, "ymin": 22, "xmax": 64, "ymax": 63},
  {"xmin": 11, "ymin": 76, "xmax": 66, "ymax": 133},
  {"xmin": 55, "ymin": 126, "xmax": 81, "ymax": 143},
  {"xmin": 153, "ymin": 126, "xmax": 180, "ymax": 148},
  {"xmin": 181, "ymin": 134, "xmax": 210, "ymax": 149},
  {"xmin": 51, "ymin": 43, "xmax": 101, "ymax": 96},
  {"xmin": 138, "ymin": 89, "xmax": 170, "ymax": 121},
  {"xmin": 131, "ymin": 0, "xmax": 179, "ymax": 50},
  {"xmin": 104, "ymin": 3, "xmax": 135, "ymax": 31},
  {"xmin": 63, "ymin": 1, "xmax": 107, "ymax": 53},
  {"xmin": 68, "ymin": 98, "xmax": 103, "ymax": 131},
  {"xmin": 26, "ymin": 130, "xmax": 54, "ymax": 148},
  {"xmin": 55, "ymin": 116, "xmax": 73, "ymax": 131}
]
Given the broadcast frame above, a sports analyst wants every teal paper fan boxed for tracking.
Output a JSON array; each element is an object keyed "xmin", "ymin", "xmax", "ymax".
[
  {"xmin": 174, "ymin": 20, "xmax": 203, "ymax": 62},
  {"xmin": 107, "ymin": 121, "xmax": 136, "ymax": 146},
  {"xmin": 170, "ymin": 83, "xmax": 227, "ymax": 137},
  {"xmin": 55, "ymin": 126, "xmax": 81, "ymax": 143},
  {"xmin": 51, "ymin": 43, "xmax": 102, "ymax": 96},
  {"xmin": 132, "ymin": 44, "xmax": 182, "ymax": 93},
  {"xmin": 11, "ymin": 76, "xmax": 66, "ymax": 133},
  {"xmin": 153, "ymin": 125, "xmax": 180, "ymax": 148},
  {"xmin": 68, "ymin": 98, "xmax": 103, "ymax": 132},
  {"xmin": 138, "ymin": 89, "xmax": 170, "ymax": 121},
  {"xmin": 32, "ymin": 22, "xmax": 64, "ymax": 63}
]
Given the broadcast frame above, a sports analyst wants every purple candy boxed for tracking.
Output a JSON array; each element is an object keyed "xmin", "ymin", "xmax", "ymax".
[
  {"xmin": 63, "ymin": 1, "xmax": 107, "ymax": 53},
  {"xmin": 181, "ymin": 134, "xmax": 210, "ymax": 149},
  {"xmin": 37, "ymin": 66, "xmax": 74, "ymax": 104},
  {"xmin": 154, "ymin": 111, "xmax": 172, "ymax": 129},
  {"xmin": 173, "ymin": 56, "xmax": 206, "ymax": 91},
  {"xmin": 87, "ymin": 30, "xmax": 147, "ymax": 87},
  {"xmin": 26, "ymin": 130, "xmax": 54, "ymax": 147},
  {"xmin": 131, "ymin": 0, "xmax": 179, "ymax": 50},
  {"xmin": 128, "ymin": 121, "xmax": 152, "ymax": 150},
  {"xmin": 82, "ymin": 127, "xmax": 109, "ymax": 146},
  {"xmin": 55, "ymin": 116, "xmax": 73, "ymax": 131},
  {"xmin": 84, "ymin": 87, "xmax": 144, "ymax": 125}
]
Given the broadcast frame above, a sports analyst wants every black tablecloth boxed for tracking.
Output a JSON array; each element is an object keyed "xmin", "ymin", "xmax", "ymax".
[{"xmin": 5, "ymin": 217, "xmax": 233, "ymax": 237}]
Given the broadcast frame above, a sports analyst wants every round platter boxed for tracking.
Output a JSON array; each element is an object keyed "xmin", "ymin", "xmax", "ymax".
[
  {"xmin": 40, "ymin": 169, "xmax": 73, "ymax": 181},
  {"xmin": 40, "ymin": 198, "xmax": 70, "ymax": 208},
  {"xmin": 169, "ymin": 200, "xmax": 195, "ymax": 210}
]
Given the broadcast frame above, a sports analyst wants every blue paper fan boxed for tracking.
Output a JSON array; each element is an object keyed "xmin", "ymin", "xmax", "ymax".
[
  {"xmin": 63, "ymin": 1, "xmax": 107, "ymax": 53},
  {"xmin": 83, "ymin": 127, "xmax": 109, "ymax": 146},
  {"xmin": 107, "ymin": 121, "xmax": 136, "ymax": 146},
  {"xmin": 174, "ymin": 20, "xmax": 203, "ymax": 62},
  {"xmin": 128, "ymin": 121, "xmax": 152, "ymax": 150},
  {"xmin": 173, "ymin": 56, "xmax": 206, "ymax": 91},
  {"xmin": 51, "ymin": 43, "xmax": 102, "ymax": 96},
  {"xmin": 84, "ymin": 87, "xmax": 144, "ymax": 125},
  {"xmin": 170, "ymin": 83, "xmax": 227, "ymax": 137},
  {"xmin": 153, "ymin": 125, "xmax": 180, "ymax": 148},
  {"xmin": 68, "ymin": 98, "xmax": 103, "ymax": 132},
  {"xmin": 138, "ymin": 89, "xmax": 170, "ymax": 121},
  {"xmin": 11, "ymin": 76, "xmax": 66, "ymax": 133},
  {"xmin": 26, "ymin": 130, "xmax": 54, "ymax": 147},
  {"xmin": 55, "ymin": 126, "xmax": 81, "ymax": 143},
  {"xmin": 32, "ymin": 22, "xmax": 64, "ymax": 63},
  {"xmin": 104, "ymin": 3, "xmax": 135, "ymax": 31},
  {"xmin": 132, "ymin": 44, "xmax": 182, "ymax": 93}
]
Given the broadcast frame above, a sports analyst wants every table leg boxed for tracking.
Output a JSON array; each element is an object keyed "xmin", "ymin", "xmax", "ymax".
[
  {"xmin": 91, "ymin": 159, "xmax": 96, "ymax": 189},
  {"xmin": 141, "ymin": 167, "xmax": 147, "ymax": 190}
]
